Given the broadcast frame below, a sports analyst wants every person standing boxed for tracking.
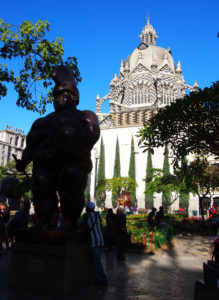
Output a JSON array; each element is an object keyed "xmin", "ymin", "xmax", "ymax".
[
  {"xmin": 209, "ymin": 205, "xmax": 216, "ymax": 219},
  {"xmin": 115, "ymin": 202, "xmax": 127, "ymax": 260},
  {"xmin": 80, "ymin": 202, "xmax": 107, "ymax": 286},
  {"xmin": 106, "ymin": 208, "xmax": 117, "ymax": 251},
  {"xmin": 155, "ymin": 206, "xmax": 164, "ymax": 226},
  {"xmin": 7, "ymin": 199, "xmax": 30, "ymax": 238},
  {"xmin": 0, "ymin": 203, "xmax": 10, "ymax": 253},
  {"xmin": 147, "ymin": 207, "xmax": 157, "ymax": 229}
]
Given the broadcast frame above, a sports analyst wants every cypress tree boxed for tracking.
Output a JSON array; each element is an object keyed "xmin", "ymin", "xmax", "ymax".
[
  {"xmin": 145, "ymin": 148, "xmax": 154, "ymax": 209},
  {"xmin": 179, "ymin": 156, "xmax": 190, "ymax": 209},
  {"xmin": 96, "ymin": 137, "xmax": 105, "ymax": 207},
  {"xmin": 113, "ymin": 136, "xmax": 121, "ymax": 177},
  {"xmin": 162, "ymin": 144, "xmax": 171, "ymax": 206},
  {"xmin": 112, "ymin": 136, "xmax": 121, "ymax": 207},
  {"xmin": 128, "ymin": 135, "xmax": 136, "ymax": 205}
]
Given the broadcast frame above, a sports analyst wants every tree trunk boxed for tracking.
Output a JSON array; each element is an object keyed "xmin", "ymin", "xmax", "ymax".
[{"xmin": 199, "ymin": 196, "xmax": 205, "ymax": 223}]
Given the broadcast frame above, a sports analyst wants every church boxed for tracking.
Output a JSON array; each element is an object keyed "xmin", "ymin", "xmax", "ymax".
[{"xmin": 90, "ymin": 18, "xmax": 199, "ymax": 213}]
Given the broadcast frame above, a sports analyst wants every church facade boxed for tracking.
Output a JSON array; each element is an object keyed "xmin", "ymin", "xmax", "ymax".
[{"xmin": 90, "ymin": 18, "xmax": 199, "ymax": 213}]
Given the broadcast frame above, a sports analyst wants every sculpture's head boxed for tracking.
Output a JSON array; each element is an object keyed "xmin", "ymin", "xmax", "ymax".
[{"xmin": 52, "ymin": 65, "xmax": 79, "ymax": 111}]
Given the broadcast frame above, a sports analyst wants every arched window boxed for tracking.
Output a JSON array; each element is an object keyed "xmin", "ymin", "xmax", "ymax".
[
  {"xmin": 131, "ymin": 84, "xmax": 151, "ymax": 105},
  {"xmin": 161, "ymin": 85, "xmax": 175, "ymax": 105}
]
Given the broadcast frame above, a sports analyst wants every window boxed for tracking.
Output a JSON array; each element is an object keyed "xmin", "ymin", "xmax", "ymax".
[
  {"xmin": 21, "ymin": 138, "xmax": 25, "ymax": 148},
  {"xmin": 131, "ymin": 85, "xmax": 151, "ymax": 105},
  {"xmin": 161, "ymin": 85, "xmax": 175, "ymax": 105},
  {"xmin": 7, "ymin": 147, "xmax": 11, "ymax": 162},
  {"xmin": 15, "ymin": 136, "xmax": 19, "ymax": 146}
]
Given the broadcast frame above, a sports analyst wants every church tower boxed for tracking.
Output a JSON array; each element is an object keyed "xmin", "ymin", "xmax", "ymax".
[
  {"xmin": 91, "ymin": 17, "xmax": 199, "ymax": 212},
  {"xmin": 96, "ymin": 17, "xmax": 198, "ymax": 128}
]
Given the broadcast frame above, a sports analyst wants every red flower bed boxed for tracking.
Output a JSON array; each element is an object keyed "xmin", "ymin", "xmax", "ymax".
[{"xmin": 183, "ymin": 217, "xmax": 201, "ymax": 221}]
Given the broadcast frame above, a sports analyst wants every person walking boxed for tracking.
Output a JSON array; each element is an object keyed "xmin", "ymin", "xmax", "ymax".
[{"xmin": 80, "ymin": 202, "xmax": 107, "ymax": 286}]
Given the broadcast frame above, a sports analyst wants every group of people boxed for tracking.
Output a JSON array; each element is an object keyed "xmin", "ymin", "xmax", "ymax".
[
  {"xmin": 0, "ymin": 199, "xmax": 30, "ymax": 254},
  {"xmin": 147, "ymin": 206, "xmax": 164, "ymax": 229},
  {"xmin": 80, "ymin": 200, "xmax": 128, "ymax": 287},
  {"xmin": 105, "ymin": 204, "xmax": 128, "ymax": 260}
]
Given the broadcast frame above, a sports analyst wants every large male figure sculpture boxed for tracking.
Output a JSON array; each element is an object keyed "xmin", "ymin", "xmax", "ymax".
[{"xmin": 16, "ymin": 66, "xmax": 100, "ymax": 229}]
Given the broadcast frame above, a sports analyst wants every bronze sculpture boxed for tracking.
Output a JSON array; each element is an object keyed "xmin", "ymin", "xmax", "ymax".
[{"xmin": 15, "ymin": 66, "xmax": 100, "ymax": 230}]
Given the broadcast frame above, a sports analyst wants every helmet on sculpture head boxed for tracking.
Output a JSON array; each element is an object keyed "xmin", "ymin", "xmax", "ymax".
[{"xmin": 52, "ymin": 65, "xmax": 80, "ymax": 110}]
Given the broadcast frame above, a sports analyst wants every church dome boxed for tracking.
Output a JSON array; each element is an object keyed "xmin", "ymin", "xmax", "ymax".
[
  {"xmin": 96, "ymin": 16, "xmax": 197, "ymax": 117},
  {"xmin": 125, "ymin": 44, "xmax": 175, "ymax": 74},
  {"xmin": 125, "ymin": 44, "xmax": 175, "ymax": 73},
  {"xmin": 122, "ymin": 18, "xmax": 175, "ymax": 74}
]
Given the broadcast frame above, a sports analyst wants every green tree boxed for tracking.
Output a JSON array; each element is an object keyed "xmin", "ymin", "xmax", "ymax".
[
  {"xmin": 97, "ymin": 177, "xmax": 137, "ymax": 201},
  {"xmin": 96, "ymin": 137, "xmax": 106, "ymax": 208},
  {"xmin": 145, "ymin": 169, "xmax": 186, "ymax": 212},
  {"xmin": 162, "ymin": 144, "xmax": 171, "ymax": 206},
  {"xmin": 0, "ymin": 160, "xmax": 32, "ymax": 197},
  {"xmin": 145, "ymin": 149, "xmax": 154, "ymax": 209},
  {"xmin": 128, "ymin": 136, "xmax": 136, "ymax": 205},
  {"xmin": 0, "ymin": 19, "xmax": 81, "ymax": 114},
  {"xmin": 138, "ymin": 82, "xmax": 219, "ymax": 166},
  {"xmin": 175, "ymin": 158, "xmax": 219, "ymax": 222}
]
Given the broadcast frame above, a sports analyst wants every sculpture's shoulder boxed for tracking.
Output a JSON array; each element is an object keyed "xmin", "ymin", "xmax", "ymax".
[
  {"xmin": 29, "ymin": 116, "xmax": 45, "ymax": 131},
  {"xmin": 78, "ymin": 109, "xmax": 100, "ymax": 143},
  {"xmin": 32, "ymin": 112, "xmax": 56, "ymax": 128},
  {"xmin": 80, "ymin": 110, "xmax": 99, "ymax": 125}
]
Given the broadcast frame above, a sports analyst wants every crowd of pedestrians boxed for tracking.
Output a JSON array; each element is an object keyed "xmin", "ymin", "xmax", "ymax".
[
  {"xmin": 0, "ymin": 199, "xmax": 31, "ymax": 255},
  {"xmin": 0, "ymin": 197, "xmax": 172, "ymax": 288}
]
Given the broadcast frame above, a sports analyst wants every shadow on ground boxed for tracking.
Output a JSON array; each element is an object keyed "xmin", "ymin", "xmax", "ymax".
[{"xmin": 0, "ymin": 236, "xmax": 209, "ymax": 300}]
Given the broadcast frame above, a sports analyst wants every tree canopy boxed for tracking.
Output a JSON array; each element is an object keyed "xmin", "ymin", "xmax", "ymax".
[
  {"xmin": 97, "ymin": 177, "xmax": 137, "ymax": 200},
  {"xmin": 0, "ymin": 19, "xmax": 81, "ymax": 114},
  {"xmin": 145, "ymin": 169, "xmax": 187, "ymax": 211},
  {"xmin": 0, "ymin": 160, "xmax": 32, "ymax": 198},
  {"xmin": 138, "ymin": 82, "xmax": 219, "ymax": 166},
  {"xmin": 175, "ymin": 158, "xmax": 219, "ymax": 221}
]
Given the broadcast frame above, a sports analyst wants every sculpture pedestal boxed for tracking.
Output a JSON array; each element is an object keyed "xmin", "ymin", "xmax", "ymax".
[{"xmin": 8, "ymin": 230, "xmax": 94, "ymax": 295}]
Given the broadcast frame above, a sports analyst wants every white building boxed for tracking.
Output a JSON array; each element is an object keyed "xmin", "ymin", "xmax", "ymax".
[
  {"xmin": 0, "ymin": 126, "xmax": 26, "ymax": 166},
  {"xmin": 90, "ymin": 18, "xmax": 200, "ymax": 213}
]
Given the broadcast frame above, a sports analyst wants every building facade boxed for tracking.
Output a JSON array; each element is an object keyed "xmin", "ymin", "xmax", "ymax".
[
  {"xmin": 89, "ymin": 18, "xmax": 200, "ymax": 213},
  {"xmin": 0, "ymin": 127, "xmax": 26, "ymax": 166}
]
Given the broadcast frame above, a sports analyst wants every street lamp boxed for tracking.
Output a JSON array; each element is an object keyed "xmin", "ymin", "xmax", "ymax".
[{"xmin": 93, "ymin": 147, "xmax": 100, "ymax": 203}]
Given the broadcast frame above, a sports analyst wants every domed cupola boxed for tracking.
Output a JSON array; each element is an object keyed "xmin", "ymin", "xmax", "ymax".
[
  {"xmin": 139, "ymin": 17, "xmax": 158, "ymax": 45},
  {"xmin": 96, "ymin": 16, "xmax": 197, "ymax": 121}
]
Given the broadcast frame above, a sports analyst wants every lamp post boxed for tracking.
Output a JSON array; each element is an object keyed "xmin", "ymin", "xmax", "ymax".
[{"xmin": 93, "ymin": 147, "xmax": 100, "ymax": 203}]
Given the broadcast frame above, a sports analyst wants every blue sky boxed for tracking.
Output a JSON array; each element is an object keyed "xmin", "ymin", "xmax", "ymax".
[{"xmin": 0, "ymin": 0, "xmax": 218, "ymax": 134}]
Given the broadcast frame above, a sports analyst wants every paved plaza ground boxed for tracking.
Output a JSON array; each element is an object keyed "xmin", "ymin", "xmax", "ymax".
[{"xmin": 0, "ymin": 234, "xmax": 215, "ymax": 300}]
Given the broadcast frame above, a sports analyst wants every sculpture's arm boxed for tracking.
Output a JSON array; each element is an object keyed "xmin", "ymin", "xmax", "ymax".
[{"xmin": 15, "ymin": 119, "xmax": 40, "ymax": 172}]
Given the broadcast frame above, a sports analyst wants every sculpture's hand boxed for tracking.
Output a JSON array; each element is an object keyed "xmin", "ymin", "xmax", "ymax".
[{"xmin": 15, "ymin": 159, "xmax": 27, "ymax": 172}]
